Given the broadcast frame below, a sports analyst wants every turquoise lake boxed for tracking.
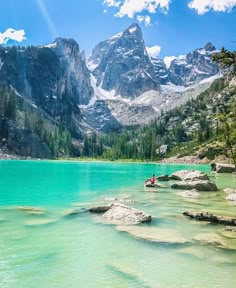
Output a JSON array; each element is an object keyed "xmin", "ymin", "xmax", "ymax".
[{"xmin": 0, "ymin": 160, "xmax": 236, "ymax": 288}]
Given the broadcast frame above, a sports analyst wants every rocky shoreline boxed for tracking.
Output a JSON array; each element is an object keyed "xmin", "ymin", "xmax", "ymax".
[
  {"xmin": 160, "ymin": 154, "xmax": 231, "ymax": 165},
  {"xmin": 0, "ymin": 147, "xmax": 34, "ymax": 160}
]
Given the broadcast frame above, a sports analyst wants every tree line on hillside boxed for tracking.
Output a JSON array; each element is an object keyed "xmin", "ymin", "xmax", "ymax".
[{"xmin": 0, "ymin": 87, "xmax": 72, "ymax": 157}]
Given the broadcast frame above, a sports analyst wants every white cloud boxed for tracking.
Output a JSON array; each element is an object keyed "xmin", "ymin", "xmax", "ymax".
[
  {"xmin": 188, "ymin": 0, "xmax": 236, "ymax": 14},
  {"xmin": 0, "ymin": 28, "xmax": 26, "ymax": 45},
  {"xmin": 137, "ymin": 15, "xmax": 151, "ymax": 26},
  {"xmin": 146, "ymin": 45, "xmax": 161, "ymax": 58},
  {"xmin": 103, "ymin": 0, "xmax": 170, "ymax": 25},
  {"xmin": 103, "ymin": 0, "xmax": 121, "ymax": 7},
  {"xmin": 164, "ymin": 56, "xmax": 176, "ymax": 68},
  {"xmin": 116, "ymin": 0, "xmax": 171, "ymax": 18}
]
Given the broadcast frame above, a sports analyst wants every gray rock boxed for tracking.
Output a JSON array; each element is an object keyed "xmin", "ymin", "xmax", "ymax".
[
  {"xmin": 177, "ymin": 189, "xmax": 200, "ymax": 198},
  {"xmin": 224, "ymin": 188, "xmax": 236, "ymax": 194},
  {"xmin": 102, "ymin": 204, "xmax": 151, "ymax": 225},
  {"xmin": 156, "ymin": 174, "xmax": 169, "ymax": 181},
  {"xmin": 156, "ymin": 145, "xmax": 168, "ymax": 156},
  {"xmin": 183, "ymin": 211, "xmax": 236, "ymax": 226},
  {"xmin": 171, "ymin": 180, "xmax": 218, "ymax": 191},
  {"xmin": 215, "ymin": 163, "xmax": 235, "ymax": 173},
  {"xmin": 226, "ymin": 193, "xmax": 236, "ymax": 202},
  {"xmin": 88, "ymin": 205, "xmax": 111, "ymax": 213},
  {"xmin": 169, "ymin": 170, "xmax": 209, "ymax": 181}
]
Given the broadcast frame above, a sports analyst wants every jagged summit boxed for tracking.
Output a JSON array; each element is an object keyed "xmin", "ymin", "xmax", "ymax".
[
  {"xmin": 204, "ymin": 42, "xmax": 216, "ymax": 52},
  {"xmin": 89, "ymin": 23, "xmax": 159, "ymax": 99}
]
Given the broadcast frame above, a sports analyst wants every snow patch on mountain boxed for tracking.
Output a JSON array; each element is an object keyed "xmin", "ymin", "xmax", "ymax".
[{"xmin": 164, "ymin": 56, "xmax": 176, "ymax": 68}]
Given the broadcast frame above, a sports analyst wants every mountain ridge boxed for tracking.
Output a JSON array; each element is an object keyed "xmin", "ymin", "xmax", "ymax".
[{"xmin": 0, "ymin": 23, "xmax": 224, "ymax": 158}]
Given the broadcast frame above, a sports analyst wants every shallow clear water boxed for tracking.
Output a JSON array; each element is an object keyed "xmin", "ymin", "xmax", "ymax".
[{"xmin": 0, "ymin": 160, "xmax": 236, "ymax": 288}]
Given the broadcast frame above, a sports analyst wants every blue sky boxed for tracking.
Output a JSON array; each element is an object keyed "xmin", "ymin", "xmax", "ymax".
[{"xmin": 0, "ymin": 0, "xmax": 235, "ymax": 58}]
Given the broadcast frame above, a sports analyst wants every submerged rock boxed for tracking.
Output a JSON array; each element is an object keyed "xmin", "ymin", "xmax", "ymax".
[
  {"xmin": 224, "ymin": 227, "xmax": 236, "ymax": 232},
  {"xmin": 107, "ymin": 263, "xmax": 152, "ymax": 287},
  {"xmin": 171, "ymin": 180, "xmax": 218, "ymax": 191},
  {"xmin": 25, "ymin": 219, "xmax": 57, "ymax": 226},
  {"xmin": 104, "ymin": 197, "xmax": 118, "ymax": 202},
  {"xmin": 104, "ymin": 197, "xmax": 136, "ymax": 204},
  {"xmin": 226, "ymin": 193, "xmax": 236, "ymax": 202},
  {"xmin": 193, "ymin": 233, "xmax": 227, "ymax": 248},
  {"xmin": 102, "ymin": 204, "xmax": 151, "ymax": 225},
  {"xmin": 169, "ymin": 170, "xmax": 209, "ymax": 181},
  {"xmin": 63, "ymin": 209, "xmax": 81, "ymax": 217},
  {"xmin": 178, "ymin": 246, "xmax": 235, "ymax": 264},
  {"xmin": 117, "ymin": 226, "xmax": 188, "ymax": 244},
  {"xmin": 183, "ymin": 211, "xmax": 236, "ymax": 226},
  {"xmin": 15, "ymin": 206, "xmax": 45, "ymax": 215},
  {"xmin": 224, "ymin": 188, "xmax": 236, "ymax": 194},
  {"xmin": 220, "ymin": 230, "xmax": 236, "ymax": 239},
  {"xmin": 177, "ymin": 189, "xmax": 200, "ymax": 199}
]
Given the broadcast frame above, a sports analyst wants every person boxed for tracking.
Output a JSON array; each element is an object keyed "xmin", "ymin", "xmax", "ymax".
[
  {"xmin": 145, "ymin": 174, "xmax": 156, "ymax": 185},
  {"xmin": 150, "ymin": 174, "xmax": 156, "ymax": 184}
]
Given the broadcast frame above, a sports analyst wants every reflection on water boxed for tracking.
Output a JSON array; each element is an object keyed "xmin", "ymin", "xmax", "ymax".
[{"xmin": 0, "ymin": 161, "xmax": 236, "ymax": 288}]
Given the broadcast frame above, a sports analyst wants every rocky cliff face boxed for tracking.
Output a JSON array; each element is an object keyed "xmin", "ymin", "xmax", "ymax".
[
  {"xmin": 0, "ymin": 39, "xmax": 93, "ymax": 137},
  {"xmin": 168, "ymin": 43, "xmax": 219, "ymax": 86},
  {"xmin": 0, "ymin": 24, "xmax": 221, "ymax": 141},
  {"xmin": 151, "ymin": 57, "xmax": 170, "ymax": 84},
  {"xmin": 89, "ymin": 23, "xmax": 160, "ymax": 99}
]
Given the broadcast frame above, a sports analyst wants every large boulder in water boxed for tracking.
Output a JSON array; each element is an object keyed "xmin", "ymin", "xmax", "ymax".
[
  {"xmin": 169, "ymin": 170, "xmax": 209, "ymax": 181},
  {"xmin": 102, "ymin": 204, "xmax": 151, "ymax": 225},
  {"xmin": 156, "ymin": 174, "xmax": 169, "ymax": 181},
  {"xmin": 171, "ymin": 180, "xmax": 218, "ymax": 191},
  {"xmin": 212, "ymin": 163, "xmax": 235, "ymax": 173}
]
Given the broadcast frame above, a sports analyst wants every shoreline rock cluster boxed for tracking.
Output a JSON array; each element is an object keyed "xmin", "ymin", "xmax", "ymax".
[
  {"xmin": 157, "ymin": 170, "xmax": 218, "ymax": 192},
  {"xmin": 183, "ymin": 211, "xmax": 236, "ymax": 226},
  {"xmin": 211, "ymin": 163, "xmax": 235, "ymax": 173}
]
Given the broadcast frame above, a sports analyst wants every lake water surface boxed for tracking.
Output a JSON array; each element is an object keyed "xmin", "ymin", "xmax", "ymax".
[{"xmin": 0, "ymin": 161, "xmax": 236, "ymax": 288}]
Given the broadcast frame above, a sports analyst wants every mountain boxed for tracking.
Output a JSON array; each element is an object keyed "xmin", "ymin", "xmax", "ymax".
[
  {"xmin": 88, "ymin": 23, "xmax": 160, "ymax": 99},
  {"xmin": 0, "ymin": 23, "xmax": 224, "ymax": 158},
  {"xmin": 84, "ymin": 24, "xmax": 220, "ymax": 131},
  {"xmin": 167, "ymin": 42, "xmax": 219, "ymax": 86},
  {"xmin": 0, "ymin": 38, "xmax": 93, "ymax": 137}
]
